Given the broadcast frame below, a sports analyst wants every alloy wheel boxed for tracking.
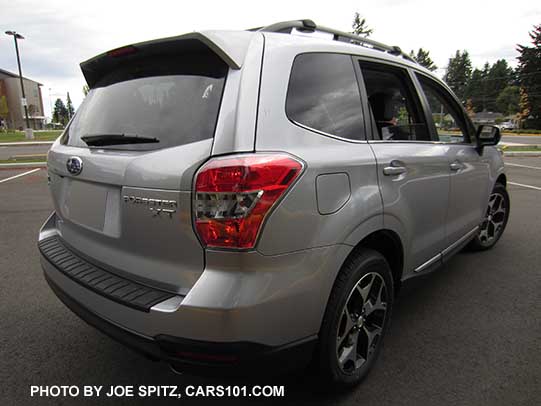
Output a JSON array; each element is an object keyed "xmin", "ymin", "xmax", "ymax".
[
  {"xmin": 478, "ymin": 191, "xmax": 507, "ymax": 246},
  {"xmin": 336, "ymin": 272, "xmax": 388, "ymax": 374}
]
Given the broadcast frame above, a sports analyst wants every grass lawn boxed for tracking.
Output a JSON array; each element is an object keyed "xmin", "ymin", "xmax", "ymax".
[
  {"xmin": 500, "ymin": 145, "xmax": 541, "ymax": 152},
  {"xmin": 0, "ymin": 156, "xmax": 47, "ymax": 164},
  {"xmin": 0, "ymin": 130, "xmax": 62, "ymax": 143}
]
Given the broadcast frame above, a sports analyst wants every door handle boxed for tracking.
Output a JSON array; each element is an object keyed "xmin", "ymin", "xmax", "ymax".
[
  {"xmin": 383, "ymin": 162, "xmax": 407, "ymax": 176},
  {"xmin": 450, "ymin": 161, "xmax": 463, "ymax": 171}
]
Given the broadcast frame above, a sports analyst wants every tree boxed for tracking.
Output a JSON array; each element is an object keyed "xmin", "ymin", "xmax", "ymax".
[
  {"xmin": 0, "ymin": 96, "xmax": 8, "ymax": 121},
  {"xmin": 496, "ymin": 85, "xmax": 520, "ymax": 115},
  {"xmin": 517, "ymin": 24, "xmax": 541, "ymax": 128},
  {"xmin": 409, "ymin": 48, "xmax": 437, "ymax": 71},
  {"xmin": 66, "ymin": 92, "xmax": 75, "ymax": 119},
  {"xmin": 351, "ymin": 12, "xmax": 373, "ymax": 37},
  {"xmin": 518, "ymin": 87, "xmax": 531, "ymax": 124},
  {"xmin": 27, "ymin": 104, "xmax": 37, "ymax": 117},
  {"xmin": 465, "ymin": 98, "xmax": 475, "ymax": 119},
  {"xmin": 484, "ymin": 59, "xmax": 514, "ymax": 112},
  {"xmin": 52, "ymin": 98, "xmax": 68, "ymax": 125},
  {"xmin": 82, "ymin": 85, "xmax": 89, "ymax": 97},
  {"xmin": 465, "ymin": 67, "xmax": 485, "ymax": 112},
  {"xmin": 444, "ymin": 50, "xmax": 472, "ymax": 104}
]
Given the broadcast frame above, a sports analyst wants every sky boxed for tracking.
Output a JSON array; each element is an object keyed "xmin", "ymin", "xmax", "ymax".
[{"xmin": 1, "ymin": 0, "xmax": 540, "ymax": 119}]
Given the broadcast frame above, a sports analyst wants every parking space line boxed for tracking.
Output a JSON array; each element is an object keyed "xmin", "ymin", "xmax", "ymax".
[
  {"xmin": 508, "ymin": 181, "xmax": 541, "ymax": 191},
  {"xmin": 0, "ymin": 168, "xmax": 41, "ymax": 184},
  {"xmin": 506, "ymin": 163, "xmax": 541, "ymax": 170}
]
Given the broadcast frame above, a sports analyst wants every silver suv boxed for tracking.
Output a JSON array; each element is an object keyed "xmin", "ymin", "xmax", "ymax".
[{"xmin": 38, "ymin": 20, "xmax": 510, "ymax": 386}]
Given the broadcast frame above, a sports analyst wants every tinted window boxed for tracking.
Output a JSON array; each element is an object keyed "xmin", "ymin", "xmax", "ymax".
[
  {"xmin": 286, "ymin": 53, "xmax": 365, "ymax": 140},
  {"xmin": 63, "ymin": 54, "xmax": 227, "ymax": 150},
  {"xmin": 360, "ymin": 63, "xmax": 429, "ymax": 141},
  {"xmin": 417, "ymin": 75, "xmax": 471, "ymax": 143}
]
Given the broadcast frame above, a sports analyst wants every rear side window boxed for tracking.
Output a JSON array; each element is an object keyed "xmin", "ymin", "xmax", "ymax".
[
  {"xmin": 286, "ymin": 53, "xmax": 365, "ymax": 141},
  {"xmin": 360, "ymin": 63, "xmax": 429, "ymax": 141},
  {"xmin": 63, "ymin": 53, "xmax": 227, "ymax": 150}
]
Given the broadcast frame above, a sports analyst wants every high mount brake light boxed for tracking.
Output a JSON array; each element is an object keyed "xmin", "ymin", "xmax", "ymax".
[
  {"xmin": 194, "ymin": 154, "xmax": 303, "ymax": 249},
  {"xmin": 107, "ymin": 45, "xmax": 138, "ymax": 58}
]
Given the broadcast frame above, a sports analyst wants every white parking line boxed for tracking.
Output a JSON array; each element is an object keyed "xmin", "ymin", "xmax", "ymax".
[
  {"xmin": 508, "ymin": 182, "xmax": 541, "ymax": 191},
  {"xmin": 0, "ymin": 168, "xmax": 41, "ymax": 184},
  {"xmin": 506, "ymin": 163, "xmax": 541, "ymax": 170}
]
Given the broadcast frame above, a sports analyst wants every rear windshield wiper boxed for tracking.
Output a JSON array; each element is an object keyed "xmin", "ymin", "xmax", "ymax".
[{"xmin": 81, "ymin": 133, "xmax": 160, "ymax": 146}]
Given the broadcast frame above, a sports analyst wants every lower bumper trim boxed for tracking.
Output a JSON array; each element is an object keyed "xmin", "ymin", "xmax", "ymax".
[{"xmin": 45, "ymin": 272, "xmax": 317, "ymax": 375}]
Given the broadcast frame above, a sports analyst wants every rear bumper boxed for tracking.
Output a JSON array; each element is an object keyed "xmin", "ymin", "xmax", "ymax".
[
  {"xmin": 44, "ymin": 272, "xmax": 316, "ymax": 374},
  {"xmin": 39, "ymin": 211, "xmax": 352, "ymax": 371}
]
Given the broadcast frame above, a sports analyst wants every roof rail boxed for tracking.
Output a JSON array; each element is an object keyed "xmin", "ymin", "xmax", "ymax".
[{"xmin": 257, "ymin": 19, "xmax": 417, "ymax": 64}]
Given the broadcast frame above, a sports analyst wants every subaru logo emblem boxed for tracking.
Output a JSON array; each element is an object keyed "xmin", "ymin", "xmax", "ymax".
[{"xmin": 66, "ymin": 157, "xmax": 83, "ymax": 176}]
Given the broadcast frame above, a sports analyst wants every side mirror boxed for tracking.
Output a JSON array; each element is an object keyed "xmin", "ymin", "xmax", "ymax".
[{"xmin": 476, "ymin": 125, "xmax": 501, "ymax": 153}]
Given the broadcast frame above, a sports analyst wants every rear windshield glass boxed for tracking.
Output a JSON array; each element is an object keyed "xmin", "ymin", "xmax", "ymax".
[{"xmin": 63, "ymin": 53, "xmax": 227, "ymax": 150}]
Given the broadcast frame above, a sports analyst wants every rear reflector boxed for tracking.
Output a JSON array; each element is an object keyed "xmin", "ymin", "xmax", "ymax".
[
  {"xmin": 175, "ymin": 352, "xmax": 238, "ymax": 363},
  {"xmin": 194, "ymin": 154, "xmax": 303, "ymax": 249}
]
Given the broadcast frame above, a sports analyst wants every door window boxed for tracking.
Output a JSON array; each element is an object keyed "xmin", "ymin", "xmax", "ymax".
[
  {"xmin": 416, "ymin": 75, "xmax": 472, "ymax": 143},
  {"xmin": 359, "ymin": 63, "xmax": 429, "ymax": 141}
]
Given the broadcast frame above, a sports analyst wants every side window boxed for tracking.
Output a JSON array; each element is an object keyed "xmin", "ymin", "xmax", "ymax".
[
  {"xmin": 417, "ymin": 75, "xmax": 471, "ymax": 143},
  {"xmin": 360, "ymin": 63, "xmax": 429, "ymax": 141},
  {"xmin": 286, "ymin": 53, "xmax": 365, "ymax": 141}
]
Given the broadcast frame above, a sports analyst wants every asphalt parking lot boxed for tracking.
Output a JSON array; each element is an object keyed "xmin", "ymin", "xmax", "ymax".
[{"xmin": 1, "ymin": 158, "xmax": 540, "ymax": 406}]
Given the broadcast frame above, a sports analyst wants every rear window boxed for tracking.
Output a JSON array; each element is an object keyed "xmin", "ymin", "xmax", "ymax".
[
  {"xmin": 286, "ymin": 53, "xmax": 365, "ymax": 141},
  {"xmin": 63, "ymin": 53, "xmax": 227, "ymax": 150}
]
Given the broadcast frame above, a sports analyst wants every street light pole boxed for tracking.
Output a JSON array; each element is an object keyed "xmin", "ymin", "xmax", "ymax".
[{"xmin": 5, "ymin": 30, "xmax": 33, "ymax": 139}]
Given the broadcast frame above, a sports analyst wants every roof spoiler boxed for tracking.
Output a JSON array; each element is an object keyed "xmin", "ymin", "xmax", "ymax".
[{"xmin": 80, "ymin": 31, "xmax": 256, "ymax": 88}]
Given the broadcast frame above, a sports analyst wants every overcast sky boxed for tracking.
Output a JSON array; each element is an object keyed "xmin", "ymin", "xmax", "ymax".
[{"xmin": 1, "ymin": 0, "xmax": 539, "ymax": 119}]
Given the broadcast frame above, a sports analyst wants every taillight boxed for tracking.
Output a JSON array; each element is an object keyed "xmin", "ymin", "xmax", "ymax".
[{"xmin": 194, "ymin": 154, "xmax": 303, "ymax": 249}]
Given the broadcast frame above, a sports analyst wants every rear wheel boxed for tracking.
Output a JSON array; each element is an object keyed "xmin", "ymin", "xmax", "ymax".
[
  {"xmin": 468, "ymin": 183, "xmax": 510, "ymax": 251},
  {"xmin": 317, "ymin": 248, "xmax": 394, "ymax": 387}
]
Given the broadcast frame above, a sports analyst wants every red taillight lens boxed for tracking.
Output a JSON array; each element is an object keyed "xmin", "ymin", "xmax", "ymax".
[{"xmin": 194, "ymin": 154, "xmax": 303, "ymax": 249}]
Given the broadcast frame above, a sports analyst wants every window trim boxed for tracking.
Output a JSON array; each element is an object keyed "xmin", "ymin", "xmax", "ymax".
[
  {"xmin": 413, "ymin": 71, "xmax": 476, "ymax": 145},
  {"xmin": 285, "ymin": 52, "xmax": 368, "ymax": 144},
  {"xmin": 354, "ymin": 58, "xmax": 434, "ymax": 143}
]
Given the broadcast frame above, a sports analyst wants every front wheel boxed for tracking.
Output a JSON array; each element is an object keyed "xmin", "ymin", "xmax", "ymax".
[
  {"xmin": 316, "ymin": 248, "xmax": 394, "ymax": 388},
  {"xmin": 468, "ymin": 183, "xmax": 510, "ymax": 251}
]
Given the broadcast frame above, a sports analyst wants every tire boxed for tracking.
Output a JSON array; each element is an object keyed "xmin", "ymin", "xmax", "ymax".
[
  {"xmin": 316, "ymin": 248, "xmax": 394, "ymax": 388},
  {"xmin": 468, "ymin": 183, "xmax": 510, "ymax": 251}
]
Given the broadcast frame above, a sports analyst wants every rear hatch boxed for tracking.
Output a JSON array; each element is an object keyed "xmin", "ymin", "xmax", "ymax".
[{"xmin": 47, "ymin": 35, "xmax": 235, "ymax": 293}]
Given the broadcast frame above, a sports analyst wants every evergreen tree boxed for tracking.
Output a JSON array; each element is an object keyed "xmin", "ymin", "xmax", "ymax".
[
  {"xmin": 409, "ymin": 48, "xmax": 437, "ymax": 71},
  {"xmin": 66, "ymin": 92, "xmax": 75, "ymax": 119},
  {"xmin": 517, "ymin": 24, "xmax": 541, "ymax": 128},
  {"xmin": 485, "ymin": 60, "xmax": 514, "ymax": 112},
  {"xmin": 52, "ymin": 98, "xmax": 68, "ymax": 126},
  {"xmin": 351, "ymin": 12, "xmax": 373, "ymax": 37},
  {"xmin": 465, "ymin": 68, "xmax": 485, "ymax": 112},
  {"xmin": 444, "ymin": 50, "xmax": 472, "ymax": 103}
]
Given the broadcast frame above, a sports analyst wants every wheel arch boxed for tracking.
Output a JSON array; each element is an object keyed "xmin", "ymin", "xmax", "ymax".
[
  {"xmin": 496, "ymin": 173, "xmax": 507, "ymax": 187},
  {"xmin": 342, "ymin": 229, "xmax": 404, "ymax": 296}
]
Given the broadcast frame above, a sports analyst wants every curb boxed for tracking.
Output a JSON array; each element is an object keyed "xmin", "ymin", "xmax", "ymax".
[
  {"xmin": 0, "ymin": 162, "xmax": 47, "ymax": 169},
  {"xmin": 0, "ymin": 141, "xmax": 54, "ymax": 146}
]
